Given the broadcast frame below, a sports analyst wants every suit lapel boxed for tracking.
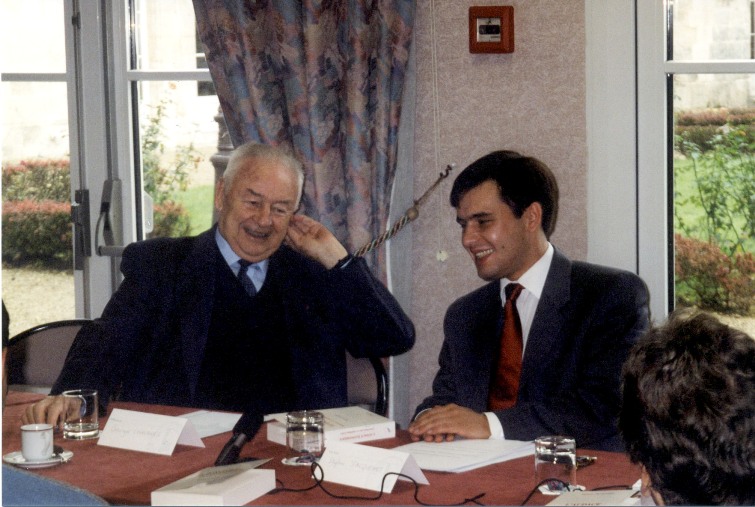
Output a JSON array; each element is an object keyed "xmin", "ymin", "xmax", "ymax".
[
  {"xmin": 520, "ymin": 249, "xmax": 572, "ymax": 393},
  {"xmin": 469, "ymin": 282, "xmax": 504, "ymax": 410},
  {"xmin": 175, "ymin": 228, "xmax": 218, "ymax": 399}
]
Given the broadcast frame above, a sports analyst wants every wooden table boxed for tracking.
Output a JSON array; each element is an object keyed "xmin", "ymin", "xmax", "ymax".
[{"xmin": 2, "ymin": 391, "xmax": 641, "ymax": 505}]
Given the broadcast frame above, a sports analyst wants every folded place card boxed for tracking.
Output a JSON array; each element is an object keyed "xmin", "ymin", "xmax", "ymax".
[
  {"xmin": 177, "ymin": 410, "xmax": 242, "ymax": 438},
  {"xmin": 98, "ymin": 408, "xmax": 204, "ymax": 455},
  {"xmin": 316, "ymin": 441, "xmax": 428, "ymax": 493}
]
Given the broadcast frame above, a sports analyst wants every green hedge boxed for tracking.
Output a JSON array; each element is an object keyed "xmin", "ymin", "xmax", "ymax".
[
  {"xmin": 2, "ymin": 200, "xmax": 73, "ymax": 267},
  {"xmin": 2, "ymin": 159, "xmax": 70, "ymax": 201},
  {"xmin": 675, "ymin": 107, "xmax": 755, "ymax": 154},
  {"xmin": 2, "ymin": 159, "xmax": 192, "ymax": 267}
]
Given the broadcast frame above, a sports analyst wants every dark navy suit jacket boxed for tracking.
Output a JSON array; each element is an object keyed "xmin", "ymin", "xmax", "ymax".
[
  {"xmin": 415, "ymin": 249, "xmax": 649, "ymax": 451},
  {"xmin": 52, "ymin": 227, "xmax": 415, "ymax": 411}
]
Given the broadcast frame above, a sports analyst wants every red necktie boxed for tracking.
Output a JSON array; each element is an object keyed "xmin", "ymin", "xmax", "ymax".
[{"xmin": 488, "ymin": 283, "xmax": 524, "ymax": 410}]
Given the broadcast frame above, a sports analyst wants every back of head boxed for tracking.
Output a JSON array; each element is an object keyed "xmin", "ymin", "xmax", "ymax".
[
  {"xmin": 620, "ymin": 310, "xmax": 755, "ymax": 505},
  {"xmin": 449, "ymin": 151, "xmax": 559, "ymax": 238}
]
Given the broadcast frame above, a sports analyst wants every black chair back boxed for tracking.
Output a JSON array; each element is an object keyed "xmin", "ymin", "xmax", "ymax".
[{"xmin": 7, "ymin": 319, "xmax": 89, "ymax": 393}]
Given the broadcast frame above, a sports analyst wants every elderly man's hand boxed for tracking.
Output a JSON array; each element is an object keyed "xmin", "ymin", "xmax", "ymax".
[
  {"xmin": 285, "ymin": 214, "xmax": 349, "ymax": 268},
  {"xmin": 21, "ymin": 395, "xmax": 67, "ymax": 430}
]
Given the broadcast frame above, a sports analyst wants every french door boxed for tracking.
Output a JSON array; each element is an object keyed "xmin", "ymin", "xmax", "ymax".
[{"xmin": 1, "ymin": 0, "xmax": 218, "ymax": 332}]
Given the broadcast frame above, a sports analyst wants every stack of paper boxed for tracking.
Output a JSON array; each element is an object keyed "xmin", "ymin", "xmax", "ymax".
[
  {"xmin": 392, "ymin": 438, "xmax": 534, "ymax": 472},
  {"xmin": 546, "ymin": 489, "xmax": 639, "ymax": 506},
  {"xmin": 151, "ymin": 460, "xmax": 274, "ymax": 506},
  {"xmin": 266, "ymin": 406, "xmax": 395, "ymax": 446}
]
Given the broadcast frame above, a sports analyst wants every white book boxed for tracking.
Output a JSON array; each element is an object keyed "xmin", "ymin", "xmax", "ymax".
[
  {"xmin": 267, "ymin": 406, "xmax": 396, "ymax": 446},
  {"xmin": 151, "ymin": 460, "xmax": 275, "ymax": 506},
  {"xmin": 546, "ymin": 489, "xmax": 639, "ymax": 506}
]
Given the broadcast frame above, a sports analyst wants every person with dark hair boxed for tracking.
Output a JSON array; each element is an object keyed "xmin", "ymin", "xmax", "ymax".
[
  {"xmin": 409, "ymin": 150, "xmax": 650, "ymax": 451},
  {"xmin": 620, "ymin": 310, "xmax": 755, "ymax": 506},
  {"xmin": 22, "ymin": 142, "xmax": 415, "ymax": 426}
]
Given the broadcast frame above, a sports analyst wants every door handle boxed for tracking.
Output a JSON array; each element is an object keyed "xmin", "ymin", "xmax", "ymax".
[
  {"xmin": 71, "ymin": 189, "xmax": 91, "ymax": 270},
  {"xmin": 95, "ymin": 179, "xmax": 124, "ymax": 257}
]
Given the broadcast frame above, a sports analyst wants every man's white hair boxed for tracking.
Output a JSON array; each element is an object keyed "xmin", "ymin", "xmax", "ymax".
[{"xmin": 223, "ymin": 142, "xmax": 305, "ymax": 207}]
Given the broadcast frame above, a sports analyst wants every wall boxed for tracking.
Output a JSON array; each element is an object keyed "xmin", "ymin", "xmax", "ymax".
[
  {"xmin": 673, "ymin": 0, "xmax": 755, "ymax": 109},
  {"xmin": 407, "ymin": 0, "xmax": 588, "ymax": 415}
]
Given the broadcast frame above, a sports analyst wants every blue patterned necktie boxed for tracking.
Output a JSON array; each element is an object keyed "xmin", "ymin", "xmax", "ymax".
[{"xmin": 237, "ymin": 259, "xmax": 257, "ymax": 297}]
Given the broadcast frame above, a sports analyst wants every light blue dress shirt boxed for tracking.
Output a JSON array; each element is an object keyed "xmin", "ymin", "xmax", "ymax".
[{"xmin": 215, "ymin": 229, "xmax": 269, "ymax": 293}]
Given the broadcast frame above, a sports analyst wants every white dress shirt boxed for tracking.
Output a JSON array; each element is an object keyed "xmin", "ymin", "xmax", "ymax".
[{"xmin": 486, "ymin": 243, "xmax": 554, "ymax": 439}]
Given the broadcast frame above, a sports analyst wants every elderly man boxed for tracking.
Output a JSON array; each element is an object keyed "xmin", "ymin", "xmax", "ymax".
[{"xmin": 23, "ymin": 142, "xmax": 414, "ymax": 425}]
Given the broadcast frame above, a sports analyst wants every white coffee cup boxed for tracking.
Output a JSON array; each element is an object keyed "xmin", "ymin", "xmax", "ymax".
[{"xmin": 21, "ymin": 423, "xmax": 54, "ymax": 462}]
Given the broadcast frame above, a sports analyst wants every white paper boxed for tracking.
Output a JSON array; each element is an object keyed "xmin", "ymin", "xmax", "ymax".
[
  {"xmin": 267, "ymin": 406, "xmax": 391, "ymax": 429},
  {"xmin": 393, "ymin": 438, "xmax": 534, "ymax": 472},
  {"xmin": 316, "ymin": 441, "xmax": 428, "ymax": 493},
  {"xmin": 98, "ymin": 408, "xmax": 205, "ymax": 455},
  {"xmin": 178, "ymin": 410, "xmax": 242, "ymax": 438}
]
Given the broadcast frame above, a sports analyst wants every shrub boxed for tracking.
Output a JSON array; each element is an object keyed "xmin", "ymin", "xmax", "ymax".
[
  {"xmin": 149, "ymin": 201, "xmax": 192, "ymax": 238},
  {"xmin": 141, "ymin": 100, "xmax": 202, "ymax": 207},
  {"xmin": 675, "ymin": 107, "xmax": 755, "ymax": 155},
  {"xmin": 2, "ymin": 153, "xmax": 195, "ymax": 265},
  {"xmin": 1, "ymin": 159, "xmax": 70, "ymax": 201},
  {"xmin": 675, "ymin": 234, "xmax": 754, "ymax": 315},
  {"xmin": 2, "ymin": 200, "xmax": 73, "ymax": 268},
  {"xmin": 675, "ymin": 125, "xmax": 755, "ymax": 257}
]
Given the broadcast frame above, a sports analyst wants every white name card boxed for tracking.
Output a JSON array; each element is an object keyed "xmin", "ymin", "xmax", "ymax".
[
  {"xmin": 316, "ymin": 441, "xmax": 428, "ymax": 493},
  {"xmin": 98, "ymin": 408, "xmax": 205, "ymax": 455}
]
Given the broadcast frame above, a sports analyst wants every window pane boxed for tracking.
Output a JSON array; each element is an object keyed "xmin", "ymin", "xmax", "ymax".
[
  {"xmin": 130, "ymin": 0, "xmax": 203, "ymax": 71},
  {"xmin": 134, "ymin": 81, "xmax": 219, "ymax": 239},
  {"xmin": 0, "ymin": 0, "xmax": 66, "ymax": 73},
  {"xmin": 671, "ymin": 0, "xmax": 754, "ymax": 61},
  {"xmin": 672, "ymin": 74, "xmax": 755, "ymax": 331},
  {"xmin": 2, "ymin": 82, "xmax": 74, "ymax": 337}
]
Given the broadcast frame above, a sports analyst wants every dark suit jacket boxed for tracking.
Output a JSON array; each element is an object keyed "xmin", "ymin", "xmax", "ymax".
[
  {"xmin": 415, "ymin": 248, "xmax": 650, "ymax": 451},
  {"xmin": 52, "ymin": 227, "xmax": 415, "ymax": 411}
]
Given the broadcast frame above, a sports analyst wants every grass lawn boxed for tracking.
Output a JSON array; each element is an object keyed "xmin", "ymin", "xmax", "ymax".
[
  {"xmin": 673, "ymin": 157, "xmax": 754, "ymax": 253},
  {"xmin": 173, "ymin": 184, "xmax": 214, "ymax": 235}
]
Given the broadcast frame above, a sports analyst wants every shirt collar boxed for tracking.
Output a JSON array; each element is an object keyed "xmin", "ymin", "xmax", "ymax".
[
  {"xmin": 500, "ymin": 242, "xmax": 554, "ymax": 300},
  {"xmin": 215, "ymin": 228, "xmax": 270, "ymax": 274}
]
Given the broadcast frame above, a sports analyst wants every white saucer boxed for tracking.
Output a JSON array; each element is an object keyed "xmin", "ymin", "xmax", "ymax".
[{"xmin": 3, "ymin": 450, "xmax": 74, "ymax": 469}]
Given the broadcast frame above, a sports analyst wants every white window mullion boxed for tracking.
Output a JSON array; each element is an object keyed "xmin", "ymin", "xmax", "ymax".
[{"xmin": 637, "ymin": 0, "xmax": 671, "ymax": 320}]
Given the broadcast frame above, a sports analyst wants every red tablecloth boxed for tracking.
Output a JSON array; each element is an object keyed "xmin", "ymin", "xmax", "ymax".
[{"xmin": 2, "ymin": 391, "xmax": 640, "ymax": 505}]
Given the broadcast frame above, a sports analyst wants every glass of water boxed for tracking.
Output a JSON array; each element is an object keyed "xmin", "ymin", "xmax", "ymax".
[
  {"xmin": 61, "ymin": 389, "xmax": 99, "ymax": 440},
  {"xmin": 284, "ymin": 410, "xmax": 324, "ymax": 466},
  {"xmin": 534, "ymin": 435, "xmax": 577, "ymax": 493}
]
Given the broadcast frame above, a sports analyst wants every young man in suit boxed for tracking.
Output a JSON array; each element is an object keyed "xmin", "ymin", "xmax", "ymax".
[
  {"xmin": 23, "ymin": 142, "xmax": 415, "ymax": 425},
  {"xmin": 409, "ymin": 151, "xmax": 649, "ymax": 451}
]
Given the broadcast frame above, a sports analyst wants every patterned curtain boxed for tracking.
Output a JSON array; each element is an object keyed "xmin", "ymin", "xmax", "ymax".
[{"xmin": 192, "ymin": 0, "xmax": 415, "ymax": 279}]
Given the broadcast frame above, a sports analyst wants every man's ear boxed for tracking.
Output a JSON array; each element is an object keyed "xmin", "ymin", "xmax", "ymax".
[
  {"xmin": 214, "ymin": 180, "xmax": 225, "ymax": 211},
  {"xmin": 641, "ymin": 465, "xmax": 665, "ymax": 506},
  {"xmin": 523, "ymin": 202, "xmax": 543, "ymax": 232}
]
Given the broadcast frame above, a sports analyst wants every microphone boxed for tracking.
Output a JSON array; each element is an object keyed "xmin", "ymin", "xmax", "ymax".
[{"xmin": 214, "ymin": 410, "xmax": 264, "ymax": 466}]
